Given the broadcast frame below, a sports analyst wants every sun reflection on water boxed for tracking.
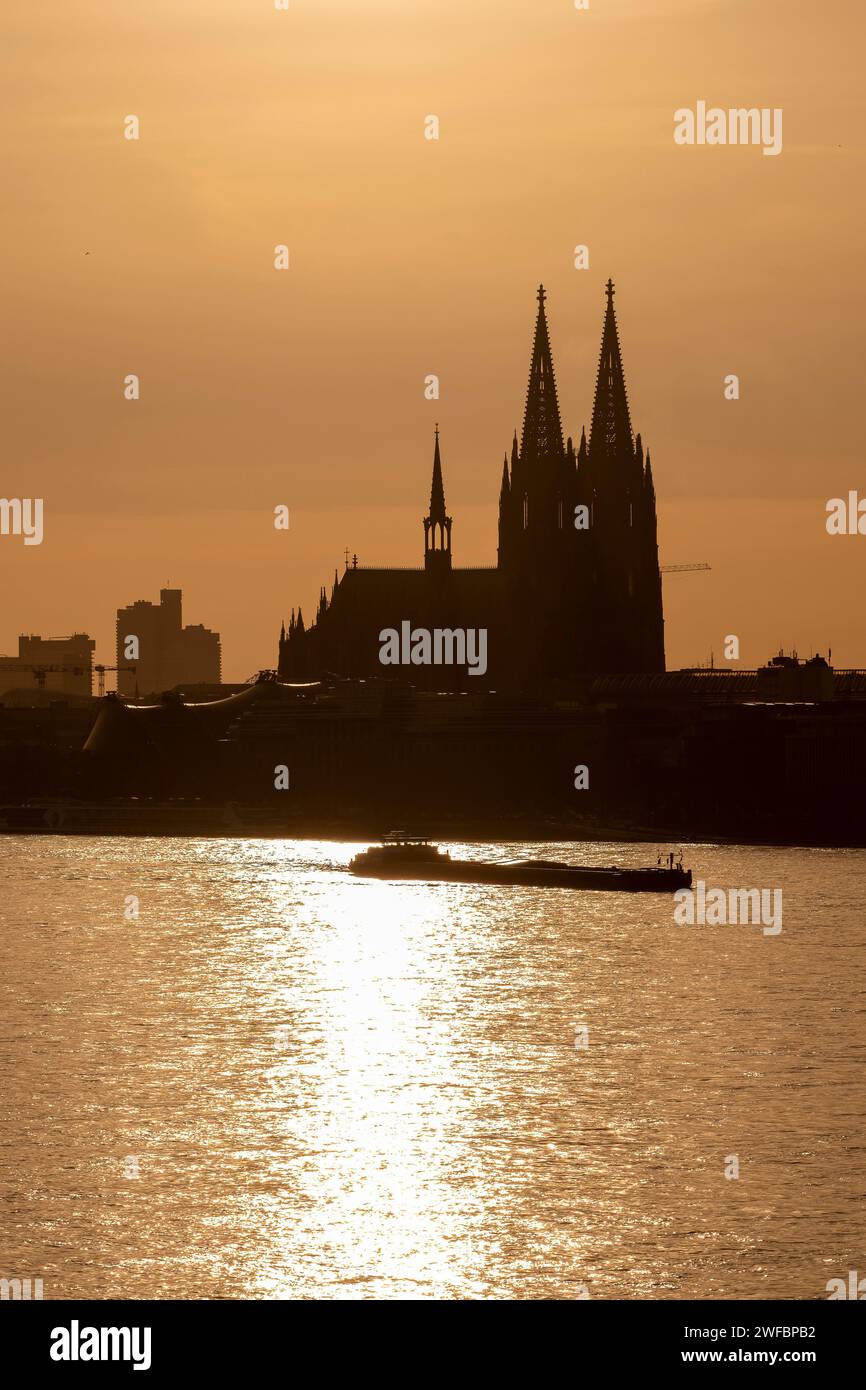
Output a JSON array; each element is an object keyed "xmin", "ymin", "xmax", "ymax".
[{"xmin": 236, "ymin": 842, "xmax": 491, "ymax": 1297}]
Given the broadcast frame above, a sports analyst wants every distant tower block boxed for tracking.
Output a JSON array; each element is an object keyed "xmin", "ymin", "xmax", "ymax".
[{"xmin": 115, "ymin": 589, "xmax": 221, "ymax": 696}]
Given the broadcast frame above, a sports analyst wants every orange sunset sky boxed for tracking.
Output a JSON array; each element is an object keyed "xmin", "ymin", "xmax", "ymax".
[{"xmin": 1, "ymin": 0, "xmax": 864, "ymax": 681}]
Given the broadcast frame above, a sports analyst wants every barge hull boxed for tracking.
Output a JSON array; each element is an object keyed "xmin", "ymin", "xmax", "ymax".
[{"xmin": 351, "ymin": 863, "xmax": 691, "ymax": 892}]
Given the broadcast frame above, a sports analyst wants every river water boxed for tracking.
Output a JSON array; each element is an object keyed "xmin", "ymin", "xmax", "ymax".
[{"xmin": 1, "ymin": 836, "xmax": 863, "ymax": 1300}]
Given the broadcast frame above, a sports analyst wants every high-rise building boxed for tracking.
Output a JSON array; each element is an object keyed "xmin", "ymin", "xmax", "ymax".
[
  {"xmin": 115, "ymin": 589, "xmax": 221, "ymax": 696},
  {"xmin": 278, "ymin": 282, "xmax": 664, "ymax": 686},
  {"xmin": 0, "ymin": 633, "xmax": 95, "ymax": 697}
]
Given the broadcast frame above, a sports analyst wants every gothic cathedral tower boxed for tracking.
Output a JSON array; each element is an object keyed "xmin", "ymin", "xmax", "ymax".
[
  {"xmin": 579, "ymin": 280, "xmax": 664, "ymax": 673},
  {"xmin": 497, "ymin": 285, "xmax": 582, "ymax": 678},
  {"xmin": 498, "ymin": 281, "xmax": 664, "ymax": 676}
]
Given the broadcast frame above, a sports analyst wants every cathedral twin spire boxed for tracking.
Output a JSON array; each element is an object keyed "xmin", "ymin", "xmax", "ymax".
[
  {"xmin": 588, "ymin": 278, "xmax": 634, "ymax": 462},
  {"xmin": 494, "ymin": 277, "xmax": 655, "ymax": 578},
  {"xmin": 521, "ymin": 285, "xmax": 565, "ymax": 462},
  {"xmin": 507, "ymin": 277, "xmax": 642, "ymax": 483}
]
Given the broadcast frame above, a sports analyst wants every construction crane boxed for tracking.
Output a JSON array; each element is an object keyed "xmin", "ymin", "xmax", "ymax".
[
  {"xmin": 661, "ymin": 563, "xmax": 711, "ymax": 574},
  {"xmin": 93, "ymin": 664, "xmax": 137, "ymax": 697},
  {"xmin": 0, "ymin": 662, "xmax": 84, "ymax": 690}
]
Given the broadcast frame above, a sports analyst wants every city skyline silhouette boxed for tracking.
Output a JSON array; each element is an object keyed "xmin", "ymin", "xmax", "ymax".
[{"xmin": 1, "ymin": 1, "xmax": 864, "ymax": 679}]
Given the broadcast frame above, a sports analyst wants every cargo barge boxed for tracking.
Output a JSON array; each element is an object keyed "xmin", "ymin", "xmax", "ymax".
[{"xmin": 349, "ymin": 838, "xmax": 691, "ymax": 892}]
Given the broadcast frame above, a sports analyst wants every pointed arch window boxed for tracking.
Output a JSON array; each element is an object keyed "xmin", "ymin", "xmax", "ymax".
[
  {"xmin": 557, "ymin": 496, "xmax": 563, "ymax": 530},
  {"xmin": 523, "ymin": 493, "xmax": 529, "ymax": 530}
]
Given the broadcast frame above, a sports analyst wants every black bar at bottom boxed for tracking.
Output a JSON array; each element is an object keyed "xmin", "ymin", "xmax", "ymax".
[{"xmin": 2, "ymin": 1298, "xmax": 859, "ymax": 1376}]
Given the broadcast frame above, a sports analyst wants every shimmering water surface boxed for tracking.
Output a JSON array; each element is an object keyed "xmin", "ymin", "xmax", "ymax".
[{"xmin": 1, "ymin": 836, "xmax": 864, "ymax": 1300}]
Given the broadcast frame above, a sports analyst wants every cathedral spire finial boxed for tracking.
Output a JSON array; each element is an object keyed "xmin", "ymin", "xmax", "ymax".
[
  {"xmin": 589, "ymin": 277, "xmax": 633, "ymax": 461},
  {"xmin": 521, "ymin": 284, "xmax": 565, "ymax": 461}
]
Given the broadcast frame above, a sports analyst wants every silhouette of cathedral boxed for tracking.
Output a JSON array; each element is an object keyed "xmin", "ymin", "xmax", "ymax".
[{"xmin": 278, "ymin": 281, "xmax": 664, "ymax": 687}]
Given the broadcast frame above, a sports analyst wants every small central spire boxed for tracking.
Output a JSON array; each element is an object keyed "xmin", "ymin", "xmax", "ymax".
[
  {"xmin": 428, "ymin": 425, "xmax": 447, "ymax": 522},
  {"xmin": 605, "ymin": 278, "xmax": 615, "ymax": 303},
  {"xmin": 537, "ymin": 283, "xmax": 546, "ymax": 306},
  {"xmin": 424, "ymin": 426, "xmax": 452, "ymax": 571}
]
